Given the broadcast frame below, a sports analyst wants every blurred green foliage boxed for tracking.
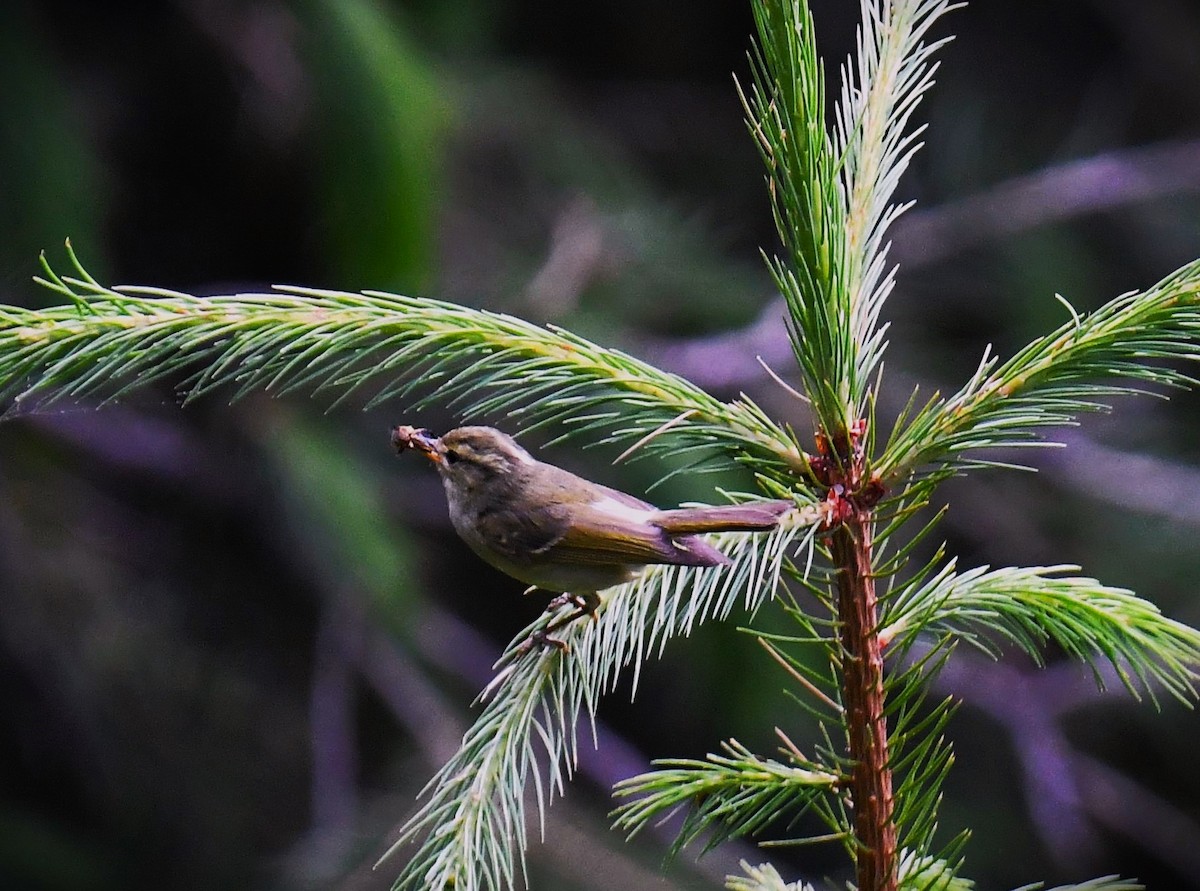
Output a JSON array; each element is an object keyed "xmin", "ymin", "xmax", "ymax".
[
  {"xmin": 259, "ymin": 407, "xmax": 422, "ymax": 630},
  {"xmin": 301, "ymin": 0, "xmax": 448, "ymax": 291},
  {"xmin": 0, "ymin": 5, "xmax": 104, "ymax": 291}
]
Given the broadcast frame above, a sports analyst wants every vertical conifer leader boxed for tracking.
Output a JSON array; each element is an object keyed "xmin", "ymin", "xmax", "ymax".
[
  {"xmin": 822, "ymin": 425, "xmax": 895, "ymax": 891},
  {"xmin": 832, "ymin": 514, "xmax": 895, "ymax": 891},
  {"xmin": 812, "ymin": 419, "xmax": 896, "ymax": 891},
  {"xmin": 744, "ymin": 2, "xmax": 956, "ymax": 885}
]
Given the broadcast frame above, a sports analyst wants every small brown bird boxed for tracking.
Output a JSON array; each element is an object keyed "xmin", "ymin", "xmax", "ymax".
[{"xmin": 393, "ymin": 425, "xmax": 792, "ymax": 644}]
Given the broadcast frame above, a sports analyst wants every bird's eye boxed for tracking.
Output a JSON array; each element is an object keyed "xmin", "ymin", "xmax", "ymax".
[{"xmin": 444, "ymin": 449, "xmax": 460, "ymax": 465}]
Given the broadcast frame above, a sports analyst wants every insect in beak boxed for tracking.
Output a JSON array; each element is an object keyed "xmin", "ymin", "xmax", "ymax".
[{"xmin": 391, "ymin": 425, "xmax": 445, "ymax": 463}]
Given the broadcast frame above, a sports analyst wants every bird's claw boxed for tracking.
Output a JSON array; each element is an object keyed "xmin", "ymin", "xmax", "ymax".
[
  {"xmin": 516, "ymin": 629, "xmax": 570, "ymax": 656},
  {"xmin": 512, "ymin": 592, "xmax": 601, "ymax": 657},
  {"xmin": 545, "ymin": 592, "xmax": 600, "ymax": 616}
]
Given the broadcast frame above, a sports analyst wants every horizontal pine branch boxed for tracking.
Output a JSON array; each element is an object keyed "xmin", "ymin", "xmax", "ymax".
[
  {"xmin": 612, "ymin": 738, "xmax": 842, "ymax": 855},
  {"xmin": 384, "ymin": 517, "xmax": 818, "ymax": 890},
  {"xmin": 881, "ymin": 564, "xmax": 1200, "ymax": 704},
  {"xmin": 2, "ymin": 251, "xmax": 812, "ymax": 484},
  {"xmin": 878, "ymin": 258, "xmax": 1200, "ymax": 482}
]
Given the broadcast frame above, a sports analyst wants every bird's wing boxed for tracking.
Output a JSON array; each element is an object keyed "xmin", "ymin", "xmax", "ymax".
[
  {"xmin": 471, "ymin": 502, "xmax": 571, "ymax": 565},
  {"xmin": 536, "ymin": 496, "xmax": 728, "ymax": 568}
]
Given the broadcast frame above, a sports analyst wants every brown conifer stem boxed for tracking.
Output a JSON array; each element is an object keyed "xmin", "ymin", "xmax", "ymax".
[{"xmin": 831, "ymin": 513, "xmax": 897, "ymax": 891}]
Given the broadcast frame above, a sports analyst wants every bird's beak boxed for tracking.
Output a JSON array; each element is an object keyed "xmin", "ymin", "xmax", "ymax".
[{"xmin": 391, "ymin": 425, "xmax": 445, "ymax": 463}]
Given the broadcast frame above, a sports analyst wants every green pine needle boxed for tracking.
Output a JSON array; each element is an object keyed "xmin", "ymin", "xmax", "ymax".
[
  {"xmin": 837, "ymin": 0, "xmax": 963, "ymax": 421},
  {"xmin": 897, "ymin": 850, "xmax": 975, "ymax": 891},
  {"xmin": 878, "ymin": 259, "xmax": 1200, "ymax": 483},
  {"xmin": 1012, "ymin": 877, "xmax": 1144, "ymax": 891},
  {"xmin": 742, "ymin": 0, "xmax": 960, "ymax": 435},
  {"xmin": 741, "ymin": 0, "xmax": 848, "ymax": 433},
  {"xmin": 612, "ymin": 738, "xmax": 842, "ymax": 856},
  {"xmin": 882, "ymin": 564, "xmax": 1200, "ymax": 705},
  {"xmin": 382, "ymin": 515, "xmax": 819, "ymax": 890},
  {"xmin": 12, "ymin": 249, "xmax": 812, "ymax": 488},
  {"xmin": 726, "ymin": 860, "xmax": 817, "ymax": 891}
]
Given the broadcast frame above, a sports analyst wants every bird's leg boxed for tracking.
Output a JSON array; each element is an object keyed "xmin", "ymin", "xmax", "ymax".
[
  {"xmin": 519, "ymin": 591, "xmax": 601, "ymax": 654},
  {"xmin": 543, "ymin": 591, "xmax": 599, "ymax": 614},
  {"xmin": 524, "ymin": 586, "xmax": 592, "ymax": 616}
]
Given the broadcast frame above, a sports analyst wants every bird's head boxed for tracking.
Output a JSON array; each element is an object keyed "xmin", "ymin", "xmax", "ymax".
[{"xmin": 392, "ymin": 425, "xmax": 534, "ymax": 489}]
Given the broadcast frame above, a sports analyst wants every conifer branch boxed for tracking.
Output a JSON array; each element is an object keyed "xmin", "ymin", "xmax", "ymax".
[
  {"xmin": 895, "ymin": 850, "xmax": 976, "ymax": 891},
  {"xmin": 612, "ymin": 739, "xmax": 842, "ymax": 855},
  {"xmin": 741, "ymin": 0, "xmax": 849, "ymax": 433},
  {"xmin": 877, "ymin": 260, "xmax": 1200, "ymax": 484},
  {"xmin": 726, "ymin": 860, "xmax": 817, "ymax": 891},
  {"xmin": 742, "ymin": 0, "xmax": 958, "ymax": 434},
  {"xmin": 383, "ymin": 517, "xmax": 817, "ymax": 890},
  {"xmin": 7, "ymin": 249, "xmax": 813, "ymax": 484},
  {"xmin": 881, "ymin": 564, "xmax": 1200, "ymax": 704},
  {"xmin": 837, "ymin": 0, "xmax": 961, "ymax": 416},
  {"xmin": 1014, "ymin": 878, "xmax": 1144, "ymax": 891}
]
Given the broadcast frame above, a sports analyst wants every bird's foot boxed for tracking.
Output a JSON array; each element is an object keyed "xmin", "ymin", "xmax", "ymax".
[
  {"xmin": 516, "ymin": 629, "xmax": 571, "ymax": 656},
  {"xmin": 515, "ymin": 592, "xmax": 601, "ymax": 656},
  {"xmin": 544, "ymin": 592, "xmax": 601, "ymax": 616}
]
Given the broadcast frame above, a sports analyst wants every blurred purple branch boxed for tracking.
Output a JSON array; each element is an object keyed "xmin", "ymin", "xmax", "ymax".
[
  {"xmin": 1072, "ymin": 751, "xmax": 1200, "ymax": 878},
  {"xmin": 1040, "ymin": 429, "xmax": 1200, "ymax": 527},
  {"xmin": 648, "ymin": 138, "xmax": 1200, "ymax": 392},
  {"xmin": 311, "ymin": 599, "xmax": 362, "ymax": 837},
  {"xmin": 522, "ymin": 195, "xmax": 611, "ymax": 318},
  {"xmin": 177, "ymin": 0, "xmax": 306, "ymax": 143},
  {"xmin": 27, "ymin": 408, "xmax": 235, "ymax": 490},
  {"xmin": 929, "ymin": 645, "xmax": 1200, "ymax": 875},
  {"xmin": 890, "ymin": 139, "xmax": 1200, "ymax": 267}
]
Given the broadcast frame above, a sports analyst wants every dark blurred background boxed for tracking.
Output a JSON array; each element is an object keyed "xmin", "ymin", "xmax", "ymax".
[{"xmin": 1, "ymin": 1, "xmax": 1198, "ymax": 889}]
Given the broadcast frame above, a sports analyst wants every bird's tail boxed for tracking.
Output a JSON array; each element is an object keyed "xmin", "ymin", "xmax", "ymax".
[{"xmin": 650, "ymin": 499, "xmax": 791, "ymax": 534}]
